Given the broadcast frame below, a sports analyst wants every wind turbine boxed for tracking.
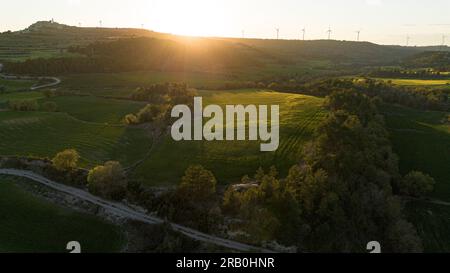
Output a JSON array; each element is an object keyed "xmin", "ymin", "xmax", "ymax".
[
  {"xmin": 355, "ymin": 30, "xmax": 361, "ymax": 42},
  {"xmin": 327, "ymin": 26, "xmax": 332, "ymax": 40},
  {"xmin": 406, "ymin": 35, "xmax": 410, "ymax": 46},
  {"xmin": 301, "ymin": 27, "xmax": 306, "ymax": 40},
  {"xmin": 276, "ymin": 28, "xmax": 280, "ymax": 40},
  {"xmin": 99, "ymin": 20, "xmax": 103, "ymax": 28}
]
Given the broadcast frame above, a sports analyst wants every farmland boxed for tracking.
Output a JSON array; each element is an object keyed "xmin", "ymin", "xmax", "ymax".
[
  {"xmin": 39, "ymin": 96, "xmax": 146, "ymax": 124},
  {"xmin": 382, "ymin": 102, "xmax": 450, "ymax": 253},
  {"xmin": 1, "ymin": 19, "xmax": 450, "ymax": 253},
  {"xmin": 133, "ymin": 89, "xmax": 326, "ymax": 186},
  {"xmin": 382, "ymin": 104, "xmax": 450, "ymax": 201},
  {"xmin": 0, "ymin": 78, "xmax": 36, "ymax": 92},
  {"xmin": 0, "ymin": 111, "xmax": 151, "ymax": 167},
  {"xmin": 0, "ymin": 175, "xmax": 124, "ymax": 253},
  {"xmin": 377, "ymin": 78, "xmax": 450, "ymax": 86},
  {"xmin": 58, "ymin": 71, "xmax": 243, "ymax": 97}
]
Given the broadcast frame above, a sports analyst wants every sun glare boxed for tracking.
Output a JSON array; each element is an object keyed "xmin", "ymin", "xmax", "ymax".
[{"xmin": 152, "ymin": 0, "xmax": 230, "ymax": 37}]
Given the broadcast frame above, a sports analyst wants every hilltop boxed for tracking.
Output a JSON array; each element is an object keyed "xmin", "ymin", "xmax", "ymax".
[{"xmin": 1, "ymin": 21, "xmax": 449, "ymax": 75}]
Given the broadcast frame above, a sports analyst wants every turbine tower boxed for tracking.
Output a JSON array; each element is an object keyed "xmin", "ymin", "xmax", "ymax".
[
  {"xmin": 355, "ymin": 30, "xmax": 361, "ymax": 42},
  {"xmin": 442, "ymin": 35, "xmax": 448, "ymax": 51},
  {"xmin": 327, "ymin": 26, "xmax": 332, "ymax": 40},
  {"xmin": 406, "ymin": 35, "xmax": 410, "ymax": 46},
  {"xmin": 301, "ymin": 27, "xmax": 306, "ymax": 40},
  {"xmin": 99, "ymin": 20, "xmax": 102, "ymax": 28},
  {"xmin": 276, "ymin": 28, "xmax": 280, "ymax": 40}
]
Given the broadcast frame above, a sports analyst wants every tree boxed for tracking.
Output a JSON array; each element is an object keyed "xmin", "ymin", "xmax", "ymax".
[
  {"xmin": 52, "ymin": 149, "xmax": 80, "ymax": 171},
  {"xmin": 178, "ymin": 165, "xmax": 217, "ymax": 203},
  {"xmin": 87, "ymin": 161, "xmax": 127, "ymax": 200},
  {"xmin": 124, "ymin": 114, "xmax": 138, "ymax": 125},
  {"xmin": 399, "ymin": 171, "xmax": 435, "ymax": 197}
]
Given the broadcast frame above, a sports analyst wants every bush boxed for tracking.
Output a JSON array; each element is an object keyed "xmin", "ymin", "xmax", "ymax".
[
  {"xmin": 9, "ymin": 99, "xmax": 38, "ymax": 111},
  {"xmin": 124, "ymin": 114, "xmax": 138, "ymax": 125},
  {"xmin": 52, "ymin": 149, "xmax": 80, "ymax": 171},
  {"xmin": 87, "ymin": 161, "xmax": 127, "ymax": 200},
  {"xmin": 400, "ymin": 171, "xmax": 435, "ymax": 197}
]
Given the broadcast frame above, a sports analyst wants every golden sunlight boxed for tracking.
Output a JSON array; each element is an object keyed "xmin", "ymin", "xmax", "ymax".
[{"xmin": 153, "ymin": 0, "xmax": 230, "ymax": 37}]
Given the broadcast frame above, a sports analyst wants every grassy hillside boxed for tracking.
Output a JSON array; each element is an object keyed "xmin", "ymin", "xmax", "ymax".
[
  {"xmin": 0, "ymin": 78, "xmax": 36, "ymax": 92},
  {"xmin": 40, "ymin": 96, "xmax": 145, "ymax": 124},
  {"xmin": 58, "ymin": 71, "xmax": 248, "ymax": 97},
  {"xmin": 0, "ymin": 21, "xmax": 164, "ymax": 62},
  {"xmin": 406, "ymin": 201, "xmax": 450, "ymax": 252},
  {"xmin": 0, "ymin": 175, "xmax": 123, "ymax": 253},
  {"xmin": 0, "ymin": 111, "xmax": 151, "ymax": 167},
  {"xmin": 134, "ymin": 89, "xmax": 326, "ymax": 186},
  {"xmin": 2, "ymin": 21, "xmax": 442, "ymax": 78},
  {"xmin": 382, "ymin": 104, "xmax": 450, "ymax": 201}
]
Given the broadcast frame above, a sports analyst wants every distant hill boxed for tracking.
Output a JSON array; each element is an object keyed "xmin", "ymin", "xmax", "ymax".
[
  {"xmin": 1, "ymin": 21, "xmax": 449, "ymax": 75},
  {"xmin": 403, "ymin": 51, "xmax": 450, "ymax": 70}
]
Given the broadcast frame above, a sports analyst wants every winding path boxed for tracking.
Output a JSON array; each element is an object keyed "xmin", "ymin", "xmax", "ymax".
[
  {"xmin": 0, "ymin": 63, "xmax": 61, "ymax": 90},
  {"xmin": 0, "ymin": 168, "xmax": 273, "ymax": 253}
]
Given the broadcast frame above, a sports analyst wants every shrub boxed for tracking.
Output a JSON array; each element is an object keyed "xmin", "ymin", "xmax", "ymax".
[
  {"xmin": 52, "ymin": 149, "xmax": 80, "ymax": 171},
  {"xmin": 9, "ymin": 99, "xmax": 38, "ymax": 111},
  {"xmin": 87, "ymin": 161, "xmax": 127, "ymax": 200},
  {"xmin": 400, "ymin": 171, "xmax": 435, "ymax": 197}
]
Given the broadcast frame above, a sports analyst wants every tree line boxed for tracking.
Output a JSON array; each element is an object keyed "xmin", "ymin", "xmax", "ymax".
[
  {"xmin": 124, "ymin": 83, "xmax": 196, "ymax": 125},
  {"xmin": 268, "ymin": 78, "xmax": 450, "ymax": 112},
  {"xmin": 3, "ymin": 37, "xmax": 262, "ymax": 75}
]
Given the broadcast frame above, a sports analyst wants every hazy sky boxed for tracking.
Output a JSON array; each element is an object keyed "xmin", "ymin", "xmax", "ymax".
[{"xmin": 1, "ymin": 0, "xmax": 450, "ymax": 46}]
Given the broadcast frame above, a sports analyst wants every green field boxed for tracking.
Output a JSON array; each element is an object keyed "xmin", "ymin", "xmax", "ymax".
[
  {"xmin": 59, "ymin": 71, "xmax": 246, "ymax": 97},
  {"xmin": 0, "ymin": 111, "xmax": 151, "ymax": 167},
  {"xmin": 406, "ymin": 201, "xmax": 450, "ymax": 252},
  {"xmin": 377, "ymin": 78, "xmax": 450, "ymax": 86},
  {"xmin": 0, "ymin": 78, "xmax": 36, "ymax": 92},
  {"xmin": 134, "ymin": 89, "xmax": 326, "ymax": 186},
  {"xmin": 40, "ymin": 96, "xmax": 146, "ymax": 124},
  {"xmin": 0, "ymin": 175, "xmax": 123, "ymax": 253},
  {"xmin": 0, "ymin": 91, "xmax": 44, "ymax": 104},
  {"xmin": 382, "ymin": 104, "xmax": 450, "ymax": 201}
]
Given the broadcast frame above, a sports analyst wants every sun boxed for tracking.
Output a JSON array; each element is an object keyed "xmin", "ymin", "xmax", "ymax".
[{"xmin": 152, "ymin": 0, "xmax": 229, "ymax": 37}]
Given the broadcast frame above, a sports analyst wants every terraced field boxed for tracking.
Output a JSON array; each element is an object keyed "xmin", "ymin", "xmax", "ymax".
[
  {"xmin": 0, "ymin": 111, "xmax": 151, "ymax": 167},
  {"xmin": 0, "ymin": 175, "xmax": 124, "ymax": 253},
  {"xmin": 134, "ymin": 89, "xmax": 326, "ymax": 186}
]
